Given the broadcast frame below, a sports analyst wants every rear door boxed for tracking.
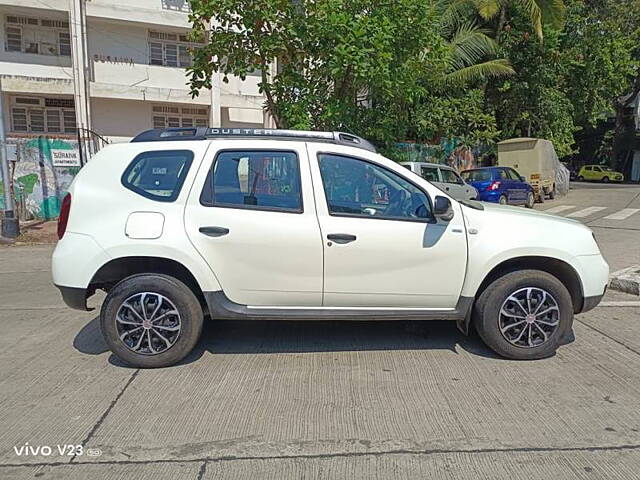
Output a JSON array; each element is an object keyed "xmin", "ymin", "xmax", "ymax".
[
  {"xmin": 184, "ymin": 141, "xmax": 323, "ymax": 306},
  {"xmin": 438, "ymin": 167, "xmax": 470, "ymax": 200}
]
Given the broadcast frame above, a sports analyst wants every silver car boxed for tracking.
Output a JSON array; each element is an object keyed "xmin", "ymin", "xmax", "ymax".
[{"xmin": 400, "ymin": 161, "xmax": 478, "ymax": 201}]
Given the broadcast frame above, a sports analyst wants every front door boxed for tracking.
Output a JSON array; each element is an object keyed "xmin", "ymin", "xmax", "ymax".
[
  {"xmin": 307, "ymin": 145, "xmax": 468, "ymax": 308},
  {"xmin": 185, "ymin": 143, "xmax": 323, "ymax": 306}
]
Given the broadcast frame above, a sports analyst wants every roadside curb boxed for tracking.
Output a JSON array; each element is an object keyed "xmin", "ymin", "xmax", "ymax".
[{"xmin": 609, "ymin": 265, "xmax": 640, "ymax": 296}]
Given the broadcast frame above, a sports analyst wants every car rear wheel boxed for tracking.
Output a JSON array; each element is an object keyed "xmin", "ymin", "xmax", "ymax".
[
  {"xmin": 473, "ymin": 270, "xmax": 573, "ymax": 360},
  {"xmin": 525, "ymin": 192, "xmax": 535, "ymax": 209},
  {"xmin": 100, "ymin": 273, "xmax": 203, "ymax": 368},
  {"xmin": 499, "ymin": 195, "xmax": 507, "ymax": 205},
  {"xmin": 577, "ymin": 175, "xmax": 584, "ymax": 182}
]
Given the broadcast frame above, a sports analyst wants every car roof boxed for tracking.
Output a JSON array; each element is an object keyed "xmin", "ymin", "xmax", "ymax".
[{"xmin": 130, "ymin": 127, "xmax": 377, "ymax": 153}]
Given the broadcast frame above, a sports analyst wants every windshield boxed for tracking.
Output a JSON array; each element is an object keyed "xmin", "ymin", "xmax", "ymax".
[
  {"xmin": 461, "ymin": 169, "xmax": 492, "ymax": 182},
  {"xmin": 602, "ymin": 166, "xmax": 613, "ymax": 171}
]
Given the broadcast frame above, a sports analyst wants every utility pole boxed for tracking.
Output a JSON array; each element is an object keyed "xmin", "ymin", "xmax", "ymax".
[
  {"xmin": 0, "ymin": 80, "xmax": 19, "ymax": 238},
  {"xmin": 69, "ymin": 0, "xmax": 91, "ymax": 134}
]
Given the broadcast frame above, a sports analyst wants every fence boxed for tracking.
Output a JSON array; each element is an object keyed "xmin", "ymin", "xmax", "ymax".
[{"xmin": 1, "ymin": 132, "xmax": 107, "ymax": 221}]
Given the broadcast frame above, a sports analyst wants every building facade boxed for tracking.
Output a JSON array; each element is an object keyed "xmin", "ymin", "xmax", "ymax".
[{"xmin": 0, "ymin": 0, "xmax": 268, "ymax": 143}]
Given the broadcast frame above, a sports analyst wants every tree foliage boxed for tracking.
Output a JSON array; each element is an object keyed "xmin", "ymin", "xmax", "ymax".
[{"xmin": 188, "ymin": 0, "xmax": 640, "ymax": 166}]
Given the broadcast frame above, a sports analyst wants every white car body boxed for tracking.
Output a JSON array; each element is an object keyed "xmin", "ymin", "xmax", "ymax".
[{"xmin": 51, "ymin": 129, "xmax": 609, "ymax": 364}]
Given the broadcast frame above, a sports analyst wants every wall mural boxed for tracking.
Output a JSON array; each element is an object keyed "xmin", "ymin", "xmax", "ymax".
[
  {"xmin": 394, "ymin": 138, "xmax": 492, "ymax": 171},
  {"xmin": 0, "ymin": 137, "xmax": 80, "ymax": 220}
]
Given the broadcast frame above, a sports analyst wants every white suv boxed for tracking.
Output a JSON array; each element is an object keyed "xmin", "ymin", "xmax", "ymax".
[{"xmin": 52, "ymin": 128, "xmax": 609, "ymax": 367}]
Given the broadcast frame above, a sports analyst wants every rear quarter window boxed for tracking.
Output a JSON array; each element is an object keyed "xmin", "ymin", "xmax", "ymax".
[{"xmin": 122, "ymin": 150, "xmax": 193, "ymax": 202}]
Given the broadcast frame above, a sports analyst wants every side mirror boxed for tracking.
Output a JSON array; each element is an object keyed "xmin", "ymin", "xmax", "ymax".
[
  {"xmin": 433, "ymin": 195, "xmax": 454, "ymax": 221},
  {"xmin": 519, "ymin": 176, "xmax": 526, "ymax": 182}
]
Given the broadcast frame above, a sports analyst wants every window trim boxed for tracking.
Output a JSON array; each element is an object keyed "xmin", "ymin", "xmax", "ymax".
[
  {"xmin": 199, "ymin": 148, "xmax": 305, "ymax": 214},
  {"xmin": 121, "ymin": 149, "xmax": 194, "ymax": 203},
  {"xmin": 316, "ymin": 151, "xmax": 436, "ymax": 224}
]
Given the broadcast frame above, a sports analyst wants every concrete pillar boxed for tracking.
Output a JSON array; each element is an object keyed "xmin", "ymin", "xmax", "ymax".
[
  {"xmin": 69, "ymin": 0, "xmax": 92, "ymax": 133},
  {"xmin": 210, "ymin": 72, "xmax": 221, "ymax": 128}
]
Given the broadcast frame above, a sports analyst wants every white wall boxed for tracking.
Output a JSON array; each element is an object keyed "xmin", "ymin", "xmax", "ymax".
[{"xmin": 91, "ymin": 97, "xmax": 153, "ymax": 140}]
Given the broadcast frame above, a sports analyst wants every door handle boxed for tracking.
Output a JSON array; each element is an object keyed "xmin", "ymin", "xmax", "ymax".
[
  {"xmin": 199, "ymin": 226, "xmax": 229, "ymax": 237},
  {"xmin": 327, "ymin": 233, "xmax": 357, "ymax": 244}
]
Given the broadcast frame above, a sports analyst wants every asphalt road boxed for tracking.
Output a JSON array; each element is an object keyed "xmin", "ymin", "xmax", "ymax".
[{"xmin": 0, "ymin": 183, "xmax": 639, "ymax": 479}]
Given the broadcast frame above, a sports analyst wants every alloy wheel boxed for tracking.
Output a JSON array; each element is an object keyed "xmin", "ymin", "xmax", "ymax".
[
  {"xmin": 115, "ymin": 292, "xmax": 182, "ymax": 355},
  {"xmin": 498, "ymin": 287, "xmax": 560, "ymax": 348}
]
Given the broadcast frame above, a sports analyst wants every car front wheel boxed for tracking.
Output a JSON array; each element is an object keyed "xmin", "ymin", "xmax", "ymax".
[
  {"xmin": 602, "ymin": 176, "xmax": 610, "ymax": 183},
  {"xmin": 100, "ymin": 273, "xmax": 204, "ymax": 368},
  {"xmin": 473, "ymin": 270, "xmax": 573, "ymax": 360}
]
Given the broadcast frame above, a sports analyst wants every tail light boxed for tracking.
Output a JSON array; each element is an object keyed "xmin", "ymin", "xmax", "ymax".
[
  {"xmin": 486, "ymin": 181, "xmax": 501, "ymax": 191},
  {"xmin": 57, "ymin": 193, "xmax": 71, "ymax": 240}
]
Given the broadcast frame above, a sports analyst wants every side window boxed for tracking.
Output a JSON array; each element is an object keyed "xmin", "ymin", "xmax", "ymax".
[
  {"xmin": 585, "ymin": 166, "xmax": 592, "ymax": 171},
  {"xmin": 593, "ymin": 166, "xmax": 602, "ymax": 172},
  {"xmin": 507, "ymin": 168, "xmax": 521, "ymax": 180},
  {"xmin": 440, "ymin": 168, "xmax": 463, "ymax": 184},
  {"xmin": 318, "ymin": 153, "xmax": 432, "ymax": 222},
  {"xmin": 497, "ymin": 169, "xmax": 510, "ymax": 180},
  {"xmin": 420, "ymin": 166, "xmax": 440, "ymax": 182},
  {"xmin": 122, "ymin": 150, "xmax": 193, "ymax": 202},
  {"xmin": 200, "ymin": 150, "xmax": 302, "ymax": 212}
]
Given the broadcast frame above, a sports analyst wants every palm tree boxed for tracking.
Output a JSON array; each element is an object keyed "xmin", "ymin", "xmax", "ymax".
[
  {"xmin": 442, "ymin": 21, "xmax": 515, "ymax": 86},
  {"xmin": 442, "ymin": 0, "xmax": 566, "ymax": 40}
]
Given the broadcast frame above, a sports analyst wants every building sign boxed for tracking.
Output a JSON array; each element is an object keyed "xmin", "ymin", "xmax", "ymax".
[
  {"xmin": 51, "ymin": 149, "xmax": 81, "ymax": 167},
  {"xmin": 93, "ymin": 54, "xmax": 135, "ymax": 65}
]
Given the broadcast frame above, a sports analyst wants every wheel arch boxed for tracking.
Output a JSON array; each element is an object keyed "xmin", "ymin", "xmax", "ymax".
[
  {"xmin": 475, "ymin": 256, "xmax": 584, "ymax": 313},
  {"xmin": 89, "ymin": 256, "xmax": 208, "ymax": 313},
  {"xmin": 458, "ymin": 255, "xmax": 585, "ymax": 336}
]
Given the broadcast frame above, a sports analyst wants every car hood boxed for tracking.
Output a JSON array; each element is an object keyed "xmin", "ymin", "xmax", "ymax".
[
  {"xmin": 458, "ymin": 200, "xmax": 599, "ymax": 256},
  {"xmin": 461, "ymin": 200, "xmax": 585, "ymax": 228}
]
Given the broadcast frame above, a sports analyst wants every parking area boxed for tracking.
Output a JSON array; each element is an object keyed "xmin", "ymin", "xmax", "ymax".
[{"xmin": 0, "ymin": 183, "xmax": 639, "ymax": 479}]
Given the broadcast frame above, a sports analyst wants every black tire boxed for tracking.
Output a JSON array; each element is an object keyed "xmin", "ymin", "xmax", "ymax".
[
  {"xmin": 577, "ymin": 175, "xmax": 584, "ymax": 182},
  {"xmin": 498, "ymin": 195, "xmax": 507, "ymax": 205},
  {"xmin": 525, "ymin": 191, "xmax": 535, "ymax": 209},
  {"xmin": 473, "ymin": 270, "xmax": 573, "ymax": 360},
  {"xmin": 548, "ymin": 186, "xmax": 556, "ymax": 199},
  {"xmin": 100, "ymin": 274, "xmax": 203, "ymax": 368},
  {"xmin": 602, "ymin": 176, "xmax": 610, "ymax": 183}
]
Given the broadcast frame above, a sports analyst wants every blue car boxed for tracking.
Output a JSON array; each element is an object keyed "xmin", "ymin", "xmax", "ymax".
[{"xmin": 460, "ymin": 167, "xmax": 535, "ymax": 208}]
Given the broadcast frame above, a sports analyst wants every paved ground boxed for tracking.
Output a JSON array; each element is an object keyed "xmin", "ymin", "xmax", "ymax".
[{"xmin": 0, "ymin": 182, "xmax": 639, "ymax": 479}]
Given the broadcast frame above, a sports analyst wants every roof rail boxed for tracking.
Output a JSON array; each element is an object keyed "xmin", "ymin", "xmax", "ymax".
[{"xmin": 130, "ymin": 127, "xmax": 377, "ymax": 152}]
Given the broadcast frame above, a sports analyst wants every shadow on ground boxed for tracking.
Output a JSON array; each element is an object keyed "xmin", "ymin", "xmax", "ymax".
[{"xmin": 74, "ymin": 315, "xmax": 503, "ymax": 368}]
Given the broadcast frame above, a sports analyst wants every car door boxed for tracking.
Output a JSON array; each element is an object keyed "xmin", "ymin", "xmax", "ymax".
[
  {"xmin": 506, "ymin": 168, "xmax": 527, "ymax": 202},
  {"xmin": 496, "ymin": 168, "xmax": 515, "ymax": 202},
  {"xmin": 184, "ymin": 142, "xmax": 323, "ymax": 306},
  {"xmin": 438, "ymin": 167, "xmax": 471, "ymax": 200},
  {"xmin": 307, "ymin": 144, "xmax": 468, "ymax": 308},
  {"xmin": 592, "ymin": 166, "xmax": 603, "ymax": 180}
]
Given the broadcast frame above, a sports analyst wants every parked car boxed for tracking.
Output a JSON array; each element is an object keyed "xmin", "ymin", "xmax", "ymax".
[
  {"xmin": 400, "ymin": 162, "xmax": 478, "ymax": 201},
  {"xmin": 460, "ymin": 166, "xmax": 535, "ymax": 208},
  {"xmin": 577, "ymin": 165, "xmax": 624, "ymax": 183},
  {"xmin": 52, "ymin": 128, "xmax": 608, "ymax": 367}
]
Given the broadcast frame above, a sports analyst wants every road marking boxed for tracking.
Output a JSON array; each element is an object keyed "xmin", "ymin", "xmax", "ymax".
[
  {"xmin": 602, "ymin": 208, "xmax": 640, "ymax": 221},
  {"xmin": 544, "ymin": 205, "xmax": 575, "ymax": 214},
  {"xmin": 567, "ymin": 206, "xmax": 607, "ymax": 218}
]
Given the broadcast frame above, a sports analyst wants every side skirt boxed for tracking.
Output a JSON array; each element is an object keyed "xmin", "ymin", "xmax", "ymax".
[{"xmin": 203, "ymin": 291, "xmax": 474, "ymax": 323}]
